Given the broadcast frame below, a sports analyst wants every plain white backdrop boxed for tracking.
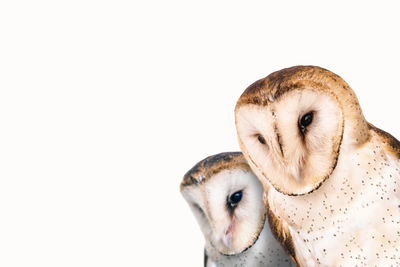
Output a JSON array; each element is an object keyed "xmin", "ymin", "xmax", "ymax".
[{"xmin": 0, "ymin": 0, "xmax": 399, "ymax": 266}]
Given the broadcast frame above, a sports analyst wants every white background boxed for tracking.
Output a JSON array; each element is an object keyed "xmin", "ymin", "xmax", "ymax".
[{"xmin": 0, "ymin": 1, "xmax": 399, "ymax": 266}]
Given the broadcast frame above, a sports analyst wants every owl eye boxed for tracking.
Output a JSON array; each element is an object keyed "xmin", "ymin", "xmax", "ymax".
[
  {"xmin": 256, "ymin": 134, "xmax": 266, "ymax": 145},
  {"xmin": 228, "ymin": 191, "xmax": 243, "ymax": 209},
  {"xmin": 299, "ymin": 112, "xmax": 314, "ymax": 131}
]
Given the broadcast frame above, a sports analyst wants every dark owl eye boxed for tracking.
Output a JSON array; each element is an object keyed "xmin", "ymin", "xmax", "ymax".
[
  {"xmin": 299, "ymin": 112, "xmax": 314, "ymax": 131},
  {"xmin": 256, "ymin": 134, "xmax": 266, "ymax": 145},
  {"xmin": 228, "ymin": 191, "xmax": 243, "ymax": 207}
]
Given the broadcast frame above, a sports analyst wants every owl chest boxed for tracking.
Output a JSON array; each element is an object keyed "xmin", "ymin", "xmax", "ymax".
[
  {"xmin": 270, "ymin": 149, "xmax": 400, "ymax": 265},
  {"xmin": 291, "ymin": 201, "xmax": 400, "ymax": 266}
]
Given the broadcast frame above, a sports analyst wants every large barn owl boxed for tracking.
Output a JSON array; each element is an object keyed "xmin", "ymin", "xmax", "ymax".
[
  {"xmin": 180, "ymin": 152, "xmax": 295, "ymax": 266},
  {"xmin": 235, "ymin": 66, "xmax": 400, "ymax": 266}
]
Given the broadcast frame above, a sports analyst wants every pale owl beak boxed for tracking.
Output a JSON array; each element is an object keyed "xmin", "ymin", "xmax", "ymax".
[
  {"xmin": 222, "ymin": 231, "xmax": 232, "ymax": 248},
  {"xmin": 222, "ymin": 218, "xmax": 235, "ymax": 248},
  {"xmin": 291, "ymin": 167, "xmax": 302, "ymax": 183},
  {"xmin": 290, "ymin": 156, "xmax": 305, "ymax": 183}
]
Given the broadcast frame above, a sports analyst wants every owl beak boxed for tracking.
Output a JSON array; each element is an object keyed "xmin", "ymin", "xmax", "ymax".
[
  {"xmin": 290, "ymin": 156, "xmax": 304, "ymax": 183},
  {"xmin": 222, "ymin": 217, "xmax": 236, "ymax": 248},
  {"xmin": 222, "ymin": 231, "xmax": 233, "ymax": 248},
  {"xmin": 291, "ymin": 167, "xmax": 302, "ymax": 183}
]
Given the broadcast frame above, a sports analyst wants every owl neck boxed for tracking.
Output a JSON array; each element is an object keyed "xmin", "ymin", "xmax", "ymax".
[{"xmin": 267, "ymin": 136, "xmax": 378, "ymax": 230}]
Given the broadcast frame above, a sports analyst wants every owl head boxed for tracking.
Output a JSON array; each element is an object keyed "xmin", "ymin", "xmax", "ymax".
[
  {"xmin": 180, "ymin": 152, "xmax": 266, "ymax": 255},
  {"xmin": 235, "ymin": 66, "xmax": 369, "ymax": 195}
]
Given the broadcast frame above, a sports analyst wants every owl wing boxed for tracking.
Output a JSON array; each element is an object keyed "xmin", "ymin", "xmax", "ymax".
[
  {"xmin": 368, "ymin": 123, "xmax": 400, "ymax": 159},
  {"xmin": 264, "ymin": 197, "xmax": 303, "ymax": 267},
  {"xmin": 204, "ymin": 248, "xmax": 217, "ymax": 267}
]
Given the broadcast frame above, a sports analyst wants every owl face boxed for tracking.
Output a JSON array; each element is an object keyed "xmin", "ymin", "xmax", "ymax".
[
  {"xmin": 235, "ymin": 66, "xmax": 349, "ymax": 195},
  {"xmin": 180, "ymin": 153, "xmax": 265, "ymax": 255}
]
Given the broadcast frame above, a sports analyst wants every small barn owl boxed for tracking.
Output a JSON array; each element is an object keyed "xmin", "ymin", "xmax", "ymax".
[
  {"xmin": 180, "ymin": 152, "xmax": 295, "ymax": 266},
  {"xmin": 235, "ymin": 66, "xmax": 400, "ymax": 266}
]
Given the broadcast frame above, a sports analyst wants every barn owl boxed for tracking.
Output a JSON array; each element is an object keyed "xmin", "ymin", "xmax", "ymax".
[
  {"xmin": 235, "ymin": 66, "xmax": 400, "ymax": 266},
  {"xmin": 180, "ymin": 152, "xmax": 295, "ymax": 266}
]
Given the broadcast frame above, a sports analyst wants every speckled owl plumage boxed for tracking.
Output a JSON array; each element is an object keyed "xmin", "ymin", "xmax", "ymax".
[
  {"xmin": 235, "ymin": 66, "xmax": 400, "ymax": 266},
  {"xmin": 181, "ymin": 152, "xmax": 295, "ymax": 266}
]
